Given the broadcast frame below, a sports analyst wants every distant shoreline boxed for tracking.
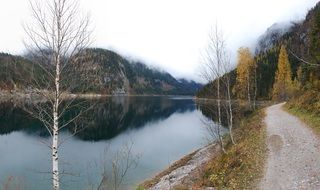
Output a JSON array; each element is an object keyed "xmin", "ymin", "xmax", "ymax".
[{"xmin": 0, "ymin": 90, "xmax": 196, "ymax": 102}]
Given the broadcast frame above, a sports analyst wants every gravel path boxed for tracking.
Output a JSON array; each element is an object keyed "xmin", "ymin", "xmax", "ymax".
[{"xmin": 260, "ymin": 103, "xmax": 320, "ymax": 190}]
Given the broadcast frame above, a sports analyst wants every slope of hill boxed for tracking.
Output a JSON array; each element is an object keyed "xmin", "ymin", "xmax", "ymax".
[
  {"xmin": 254, "ymin": 2, "xmax": 320, "ymax": 103},
  {"xmin": 0, "ymin": 48, "xmax": 202, "ymax": 95},
  {"xmin": 72, "ymin": 48, "xmax": 202, "ymax": 95},
  {"xmin": 197, "ymin": 2, "xmax": 320, "ymax": 100},
  {"xmin": 255, "ymin": 22, "xmax": 293, "ymax": 54},
  {"xmin": 0, "ymin": 53, "xmax": 35, "ymax": 90}
]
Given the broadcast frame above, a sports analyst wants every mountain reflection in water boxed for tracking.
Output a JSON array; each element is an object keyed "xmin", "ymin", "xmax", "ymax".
[
  {"xmin": 0, "ymin": 96, "xmax": 212, "ymax": 190},
  {"xmin": 0, "ymin": 96, "xmax": 195, "ymax": 141}
]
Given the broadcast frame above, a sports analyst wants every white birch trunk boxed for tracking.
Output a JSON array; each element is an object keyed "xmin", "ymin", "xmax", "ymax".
[
  {"xmin": 217, "ymin": 67, "xmax": 225, "ymax": 153},
  {"xmin": 228, "ymin": 99, "xmax": 235, "ymax": 144},
  {"xmin": 25, "ymin": 1, "xmax": 91, "ymax": 189},
  {"xmin": 52, "ymin": 105, "xmax": 60, "ymax": 190},
  {"xmin": 226, "ymin": 80, "xmax": 235, "ymax": 145},
  {"xmin": 52, "ymin": 54, "xmax": 60, "ymax": 190}
]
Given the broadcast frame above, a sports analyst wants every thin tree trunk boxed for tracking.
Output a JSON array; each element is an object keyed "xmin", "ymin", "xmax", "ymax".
[
  {"xmin": 52, "ymin": 55, "xmax": 60, "ymax": 190},
  {"xmin": 217, "ymin": 72, "xmax": 225, "ymax": 153},
  {"xmin": 247, "ymin": 73, "xmax": 251, "ymax": 109},
  {"xmin": 24, "ymin": 1, "xmax": 92, "ymax": 189},
  {"xmin": 228, "ymin": 100, "xmax": 235, "ymax": 144},
  {"xmin": 226, "ymin": 80, "xmax": 235, "ymax": 144},
  {"xmin": 52, "ymin": 106, "xmax": 60, "ymax": 190},
  {"xmin": 253, "ymin": 66, "xmax": 257, "ymax": 110},
  {"xmin": 217, "ymin": 101, "xmax": 224, "ymax": 152}
]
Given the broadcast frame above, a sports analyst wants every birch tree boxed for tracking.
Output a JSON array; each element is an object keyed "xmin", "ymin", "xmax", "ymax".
[
  {"xmin": 221, "ymin": 55, "xmax": 235, "ymax": 144},
  {"xmin": 24, "ymin": 0, "xmax": 91, "ymax": 189},
  {"xmin": 200, "ymin": 25, "xmax": 234, "ymax": 151}
]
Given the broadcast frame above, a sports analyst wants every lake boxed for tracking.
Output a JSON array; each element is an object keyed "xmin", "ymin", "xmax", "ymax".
[{"xmin": 0, "ymin": 96, "xmax": 215, "ymax": 190}]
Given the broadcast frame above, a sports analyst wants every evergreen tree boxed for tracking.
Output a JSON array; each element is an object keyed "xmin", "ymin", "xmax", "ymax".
[
  {"xmin": 309, "ymin": 6, "xmax": 320, "ymax": 64},
  {"xmin": 272, "ymin": 45, "xmax": 294, "ymax": 100}
]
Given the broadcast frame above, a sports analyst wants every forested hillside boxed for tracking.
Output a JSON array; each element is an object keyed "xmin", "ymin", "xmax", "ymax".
[
  {"xmin": 0, "ymin": 53, "xmax": 36, "ymax": 90},
  {"xmin": 0, "ymin": 49, "xmax": 202, "ymax": 95},
  {"xmin": 197, "ymin": 2, "xmax": 320, "ymax": 109}
]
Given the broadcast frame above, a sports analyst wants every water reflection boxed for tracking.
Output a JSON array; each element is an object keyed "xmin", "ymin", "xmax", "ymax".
[
  {"xmin": 196, "ymin": 99, "xmax": 251, "ymax": 127},
  {"xmin": 0, "ymin": 96, "xmax": 195, "ymax": 141},
  {"xmin": 0, "ymin": 96, "xmax": 209, "ymax": 190},
  {"xmin": 76, "ymin": 97, "xmax": 195, "ymax": 141},
  {"xmin": 0, "ymin": 102, "xmax": 44, "ymax": 135}
]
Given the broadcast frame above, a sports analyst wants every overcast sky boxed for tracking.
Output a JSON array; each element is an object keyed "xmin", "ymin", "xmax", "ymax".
[{"xmin": 0, "ymin": 0, "xmax": 319, "ymax": 82}]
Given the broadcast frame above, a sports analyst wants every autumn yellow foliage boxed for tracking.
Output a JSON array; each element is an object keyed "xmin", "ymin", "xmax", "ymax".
[
  {"xmin": 272, "ymin": 45, "xmax": 294, "ymax": 101},
  {"xmin": 234, "ymin": 47, "xmax": 256, "ymax": 102}
]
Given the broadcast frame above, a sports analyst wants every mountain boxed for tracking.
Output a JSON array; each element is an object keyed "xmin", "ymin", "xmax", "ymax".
[
  {"xmin": 254, "ymin": 2, "xmax": 320, "ymax": 98},
  {"xmin": 255, "ymin": 22, "xmax": 293, "ymax": 53},
  {"xmin": 0, "ymin": 53, "xmax": 38, "ymax": 90},
  {"xmin": 197, "ymin": 2, "xmax": 320, "ymax": 100},
  {"xmin": 0, "ymin": 48, "xmax": 202, "ymax": 95},
  {"xmin": 70, "ymin": 48, "xmax": 202, "ymax": 95},
  {"xmin": 178, "ymin": 78, "xmax": 203, "ymax": 93}
]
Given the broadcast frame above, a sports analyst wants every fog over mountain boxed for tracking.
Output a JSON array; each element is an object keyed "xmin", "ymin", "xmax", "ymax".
[{"xmin": 0, "ymin": 0, "xmax": 318, "ymax": 82}]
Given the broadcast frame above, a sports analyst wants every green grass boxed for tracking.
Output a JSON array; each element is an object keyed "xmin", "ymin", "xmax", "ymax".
[
  {"xmin": 135, "ymin": 186, "xmax": 145, "ymax": 190},
  {"xmin": 285, "ymin": 90, "xmax": 320, "ymax": 136},
  {"xmin": 286, "ymin": 106, "xmax": 320, "ymax": 135},
  {"xmin": 197, "ymin": 110, "xmax": 267, "ymax": 189}
]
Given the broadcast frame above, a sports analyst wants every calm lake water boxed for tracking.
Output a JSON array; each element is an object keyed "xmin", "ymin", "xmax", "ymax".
[{"xmin": 0, "ymin": 96, "xmax": 213, "ymax": 190}]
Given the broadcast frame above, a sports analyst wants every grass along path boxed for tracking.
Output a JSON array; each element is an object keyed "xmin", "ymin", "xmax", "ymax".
[
  {"xmin": 196, "ymin": 109, "xmax": 267, "ymax": 189},
  {"xmin": 285, "ymin": 105, "xmax": 320, "ymax": 136}
]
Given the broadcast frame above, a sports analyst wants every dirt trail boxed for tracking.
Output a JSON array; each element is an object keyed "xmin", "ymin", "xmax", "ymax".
[{"xmin": 260, "ymin": 103, "xmax": 320, "ymax": 190}]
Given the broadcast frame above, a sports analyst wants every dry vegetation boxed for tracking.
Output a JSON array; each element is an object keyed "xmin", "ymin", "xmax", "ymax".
[
  {"xmin": 139, "ymin": 105, "xmax": 269, "ymax": 190},
  {"xmin": 195, "ymin": 110, "xmax": 267, "ymax": 189},
  {"xmin": 286, "ymin": 90, "xmax": 320, "ymax": 134}
]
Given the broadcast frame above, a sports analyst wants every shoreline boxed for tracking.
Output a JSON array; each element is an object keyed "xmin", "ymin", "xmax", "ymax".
[
  {"xmin": 141, "ymin": 107, "xmax": 268, "ymax": 189},
  {"xmin": 0, "ymin": 90, "xmax": 196, "ymax": 100},
  {"xmin": 140, "ymin": 143, "xmax": 220, "ymax": 190}
]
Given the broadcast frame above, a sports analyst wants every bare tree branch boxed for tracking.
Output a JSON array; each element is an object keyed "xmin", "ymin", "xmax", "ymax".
[
  {"xmin": 288, "ymin": 49, "xmax": 320, "ymax": 67},
  {"xmin": 200, "ymin": 24, "xmax": 236, "ymax": 150},
  {"xmin": 23, "ymin": 0, "xmax": 93, "ymax": 189}
]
